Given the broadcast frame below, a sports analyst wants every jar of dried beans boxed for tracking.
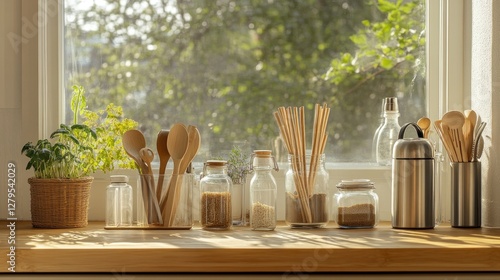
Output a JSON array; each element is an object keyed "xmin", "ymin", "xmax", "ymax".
[
  {"xmin": 200, "ymin": 160, "xmax": 232, "ymax": 230},
  {"xmin": 335, "ymin": 179, "xmax": 379, "ymax": 229}
]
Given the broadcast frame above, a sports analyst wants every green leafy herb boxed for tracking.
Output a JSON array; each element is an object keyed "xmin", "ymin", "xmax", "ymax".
[{"xmin": 22, "ymin": 85, "xmax": 138, "ymax": 179}]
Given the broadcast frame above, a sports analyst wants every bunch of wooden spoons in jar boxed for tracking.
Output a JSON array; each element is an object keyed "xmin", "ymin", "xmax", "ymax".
[
  {"xmin": 431, "ymin": 110, "xmax": 486, "ymax": 162},
  {"xmin": 122, "ymin": 124, "xmax": 200, "ymax": 227}
]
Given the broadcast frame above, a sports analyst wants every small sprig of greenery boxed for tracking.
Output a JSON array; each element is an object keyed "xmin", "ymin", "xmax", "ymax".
[
  {"xmin": 216, "ymin": 146, "xmax": 250, "ymax": 184},
  {"xmin": 22, "ymin": 85, "xmax": 138, "ymax": 179}
]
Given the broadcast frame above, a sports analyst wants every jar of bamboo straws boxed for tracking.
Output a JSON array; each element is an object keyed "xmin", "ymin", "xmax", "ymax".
[
  {"xmin": 285, "ymin": 154, "xmax": 329, "ymax": 228},
  {"xmin": 200, "ymin": 160, "xmax": 232, "ymax": 230},
  {"xmin": 334, "ymin": 179, "xmax": 378, "ymax": 229}
]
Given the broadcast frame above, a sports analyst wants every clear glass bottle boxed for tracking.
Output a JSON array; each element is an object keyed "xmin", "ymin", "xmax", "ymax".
[
  {"xmin": 372, "ymin": 98, "xmax": 386, "ymax": 161},
  {"xmin": 249, "ymin": 150, "xmax": 279, "ymax": 231},
  {"xmin": 200, "ymin": 160, "xmax": 232, "ymax": 230},
  {"xmin": 285, "ymin": 154, "xmax": 329, "ymax": 228},
  {"xmin": 335, "ymin": 179, "xmax": 378, "ymax": 229},
  {"xmin": 106, "ymin": 175, "xmax": 133, "ymax": 227},
  {"xmin": 376, "ymin": 97, "xmax": 401, "ymax": 166}
]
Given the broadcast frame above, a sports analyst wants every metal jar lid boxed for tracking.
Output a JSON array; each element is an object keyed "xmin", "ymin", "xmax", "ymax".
[
  {"xmin": 336, "ymin": 179, "xmax": 375, "ymax": 190},
  {"xmin": 110, "ymin": 175, "xmax": 129, "ymax": 183},
  {"xmin": 392, "ymin": 123, "xmax": 434, "ymax": 159}
]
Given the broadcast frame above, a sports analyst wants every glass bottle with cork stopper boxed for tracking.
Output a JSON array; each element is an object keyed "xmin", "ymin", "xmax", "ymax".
[
  {"xmin": 200, "ymin": 160, "xmax": 233, "ymax": 230},
  {"xmin": 249, "ymin": 150, "xmax": 279, "ymax": 231}
]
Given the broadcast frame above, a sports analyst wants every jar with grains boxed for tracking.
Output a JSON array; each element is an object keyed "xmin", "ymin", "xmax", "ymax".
[
  {"xmin": 334, "ymin": 179, "xmax": 379, "ymax": 229},
  {"xmin": 200, "ymin": 160, "xmax": 232, "ymax": 230},
  {"xmin": 249, "ymin": 150, "xmax": 279, "ymax": 231}
]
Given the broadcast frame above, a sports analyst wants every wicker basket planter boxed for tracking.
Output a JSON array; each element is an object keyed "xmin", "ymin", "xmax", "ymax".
[{"xmin": 28, "ymin": 177, "xmax": 93, "ymax": 228}]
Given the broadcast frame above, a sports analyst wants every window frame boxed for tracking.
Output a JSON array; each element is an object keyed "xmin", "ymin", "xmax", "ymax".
[{"xmin": 31, "ymin": 0, "xmax": 469, "ymax": 222}]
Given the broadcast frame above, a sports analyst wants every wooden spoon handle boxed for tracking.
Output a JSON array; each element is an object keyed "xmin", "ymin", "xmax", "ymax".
[
  {"xmin": 161, "ymin": 173, "xmax": 180, "ymax": 227},
  {"xmin": 456, "ymin": 127, "xmax": 468, "ymax": 162},
  {"xmin": 168, "ymin": 175, "xmax": 185, "ymax": 226},
  {"xmin": 441, "ymin": 123, "xmax": 459, "ymax": 162}
]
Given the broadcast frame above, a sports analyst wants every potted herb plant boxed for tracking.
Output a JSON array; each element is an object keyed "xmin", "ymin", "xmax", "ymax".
[{"xmin": 21, "ymin": 85, "xmax": 137, "ymax": 228}]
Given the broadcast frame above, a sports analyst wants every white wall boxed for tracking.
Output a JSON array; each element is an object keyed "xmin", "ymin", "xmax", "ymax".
[
  {"xmin": 471, "ymin": 0, "xmax": 500, "ymax": 227},
  {"xmin": 0, "ymin": 0, "xmax": 35, "ymax": 221}
]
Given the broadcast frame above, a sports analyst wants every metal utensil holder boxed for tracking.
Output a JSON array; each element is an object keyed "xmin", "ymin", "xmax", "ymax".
[{"xmin": 451, "ymin": 161, "xmax": 481, "ymax": 228}]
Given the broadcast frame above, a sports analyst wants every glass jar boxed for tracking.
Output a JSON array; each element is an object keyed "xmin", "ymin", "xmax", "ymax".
[
  {"xmin": 249, "ymin": 150, "xmax": 279, "ymax": 231},
  {"xmin": 335, "ymin": 179, "xmax": 379, "ymax": 229},
  {"xmin": 200, "ymin": 160, "xmax": 232, "ymax": 230},
  {"xmin": 285, "ymin": 154, "xmax": 329, "ymax": 228},
  {"xmin": 106, "ymin": 175, "xmax": 133, "ymax": 227},
  {"xmin": 231, "ymin": 174, "xmax": 248, "ymax": 227}
]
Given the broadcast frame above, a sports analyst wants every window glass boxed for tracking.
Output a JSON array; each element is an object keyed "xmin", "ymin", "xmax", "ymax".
[{"xmin": 64, "ymin": 0, "xmax": 426, "ymax": 163}]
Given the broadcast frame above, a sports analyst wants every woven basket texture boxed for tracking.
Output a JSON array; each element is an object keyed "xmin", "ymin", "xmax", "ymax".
[{"xmin": 28, "ymin": 177, "xmax": 93, "ymax": 228}]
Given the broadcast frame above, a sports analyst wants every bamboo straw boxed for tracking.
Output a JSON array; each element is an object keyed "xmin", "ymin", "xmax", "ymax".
[
  {"xmin": 273, "ymin": 104, "xmax": 330, "ymax": 224},
  {"xmin": 273, "ymin": 108, "xmax": 312, "ymax": 222},
  {"xmin": 292, "ymin": 107, "xmax": 310, "ymax": 222},
  {"xmin": 308, "ymin": 104, "xmax": 329, "ymax": 194}
]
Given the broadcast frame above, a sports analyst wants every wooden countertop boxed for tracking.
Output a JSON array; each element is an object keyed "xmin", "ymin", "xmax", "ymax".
[{"xmin": 2, "ymin": 221, "xmax": 500, "ymax": 273}]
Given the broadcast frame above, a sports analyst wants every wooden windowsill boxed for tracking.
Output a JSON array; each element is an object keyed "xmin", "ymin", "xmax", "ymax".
[{"xmin": 2, "ymin": 221, "xmax": 500, "ymax": 273}]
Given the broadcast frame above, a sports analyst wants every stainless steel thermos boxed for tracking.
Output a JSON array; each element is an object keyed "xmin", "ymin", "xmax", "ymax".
[{"xmin": 392, "ymin": 123, "xmax": 435, "ymax": 229}]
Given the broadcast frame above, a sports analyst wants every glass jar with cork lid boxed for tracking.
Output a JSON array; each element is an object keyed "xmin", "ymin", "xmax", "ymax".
[
  {"xmin": 249, "ymin": 150, "xmax": 279, "ymax": 231},
  {"xmin": 200, "ymin": 160, "xmax": 233, "ymax": 230},
  {"xmin": 334, "ymin": 179, "xmax": 379, "ymax": 229}
]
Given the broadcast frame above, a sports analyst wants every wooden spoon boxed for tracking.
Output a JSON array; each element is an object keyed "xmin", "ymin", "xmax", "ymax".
[
  {"xmin": 417, "ymin": 117, "xmax": 431, "ymax": 138},
  {"xmin": 140, "ymin": 147, "xmax": 155, "ymax": 176},
  {"xmin": 442, "ymin": 111, "xmax": 467, "ymax": 162},
  {"xmin": 168, "ymin": 125, "xmax": 201, "ymax": 226},
  {"xmin": 464, "ymin": 110, "xmax": 477, "ymax": 161},
  {"xmin": 156, "ymin": 130, "xmax": 170, "ymax": 202},
  {"xmin": 122, "ymin": 129, "xmax": 162, "ymax": 223},
  {"xmin": 139, "ymin": 147, "xmax": 163, "ymax": 224},
  {"xmin": 122, "ymin": 130, "xmax": 148, "ymax": 173},
  {"xmin": 179, "ymin": 125, "xmax": 201, "ymax": 174},
  {"xmin": 161, "ymin": 123, "xmax": 189, "ymax": 226},
  {"xmin": 123, "ymin": 130, "xmax": 159, "ymax": 224}
]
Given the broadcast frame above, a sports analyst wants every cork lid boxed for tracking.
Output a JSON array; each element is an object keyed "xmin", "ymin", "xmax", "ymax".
[
  {"xmin": 205, "ymin": 160, "xmax": 227, "ymax": 167},
  {"xmin": 254, "ymin": 150, "xmax": 272, "ymax": 157}
]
